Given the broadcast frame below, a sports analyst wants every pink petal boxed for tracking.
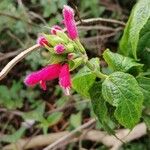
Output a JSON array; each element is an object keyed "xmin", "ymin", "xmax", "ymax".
[
  {"xmin": 63, "ymin": 5, "xmax": 78, "ymax": 40},
  {"xmin": 24, "ymin": 64, "xmax": 62, "ymax": 87},
  {"xmin": 59, "ymin": 64, "xmax": 71, "ymax": 95},
  {"xmin": 39, "ymin": 80, "xmax": 47, "ymax": 90}
]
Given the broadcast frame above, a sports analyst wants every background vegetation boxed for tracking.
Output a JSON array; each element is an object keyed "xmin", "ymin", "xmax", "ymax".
[{"xmin": 0, "ymin": 0, "xmax": 149, "ymax": 150}]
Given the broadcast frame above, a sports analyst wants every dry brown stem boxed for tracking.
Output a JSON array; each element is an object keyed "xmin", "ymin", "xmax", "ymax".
[
  {"xmin": 0, "ymin": 44, "xmax": 40, "ymax": 81},
  {"xmin": 3, "ymin": 122, "xmax": 147, "ymax": 150}
]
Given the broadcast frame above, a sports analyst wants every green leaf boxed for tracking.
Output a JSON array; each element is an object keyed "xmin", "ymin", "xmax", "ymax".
[
  {"xmin": 72, "ymin": 58, "xmax": 99, "ymax": 97},
  {"xmin": 103, "ymin": 49, "xmax": 143, "ymax": 73},
  {"xmin": 137, "ymin": 76, "xmax": 150, "ymax": 107},
  {"xmin": 23, "ymin": 102, "xmax": 45, "ymax": 122},
  {"xmin": 47, "ymin": 112, "xmax": 63, "ymax": 126},
  {"xmin": 70, "ymin": 112, "xmax": 82, "ymax": 129},
  {"xmin": 102, "ymin": 72, "xmax": 143, "ymax": 128},
  {"xmin": 89, "ymin": 82, "xmax": 107, "ymax": 123},
  {"xmin": 0, "ymin": 83, "xmax": 24, "ymax": 109},
  {"xmin": 137, "ymin": 18, "xmax": 150, "ymax": 67},
  {"xmin": 1, "ymin": 127, "xmax": 26, "ymax": 143},
  {"xmin": 40, "ymin": 112, "xmax": 63, "ymax": 134},
  {"xmin": 0, "ymin": 86, "xmax": 11, "ymax": 101},
  {"xmin": 119, "ymin": 0, "xmax": 150, "ymax": 59},
  {"xmin": 143, "ymin": 115, "xmax": 150, "ymax": 130},
  {"xmin": 89, "ymin": 82, "xmax": 115, "ymax": 134}
]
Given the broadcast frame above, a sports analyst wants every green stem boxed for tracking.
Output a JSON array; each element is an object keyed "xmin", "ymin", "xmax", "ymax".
[
  {"xmin": 74, "ymin": 39, "xmax": 86, "ymax": 54},
  {"xmin": 74, "ymin": 38, "xmax": 107, "ymax": 79},
  {"xmin": 86, "ymin": 60, "xmax": 108, "ymax": 79}
]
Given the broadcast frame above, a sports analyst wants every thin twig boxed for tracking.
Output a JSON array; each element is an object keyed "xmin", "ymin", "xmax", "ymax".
[
  {"xmin": 62, "ymin": 17, "xmax": 125, "ymax": 32},
  {"xmin": 0, "ymin": 12, "xmax": 38, "ymax": 27},
  {"xmin": 43, "ymin": 119, "xmax": 96, "ymax": 150},
  {"xmin": 47, "ymin": 100, "xmax": 89, "ymax": 115},
  {"xmin": 29, "ymin": 11, "xmax": 47, "ymax": 25},
  {"xmin": 0, "ymin": 49, "xmax": 22, "ymax": 62},
  {"xmin": 0, "ymin": 44, "xmax": 40, "ymax": 81},
  {"xmin": 7, "ymin": 31, "xmax": 25, "ymax": 48},
  {"xmin": 0, "ymin": 108, "xmax": 23, "ymax": 116},
  {"xmin": 78, "ymin": 25, "xmax": 116, "ymax": 31},
  {"xmin": 77, "ymin": 18, "xmax": 126, "ymax": 26}
]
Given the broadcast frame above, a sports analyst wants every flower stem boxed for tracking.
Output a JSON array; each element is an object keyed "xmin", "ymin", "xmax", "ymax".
[
  {"xmin": 74, "ymin": 39, "xmax": 86, "ymax": 54},
  {"xmin": 74, "ymin": 39, "xmax": 107, "ymax": 79},
  {"xmin": 86, "ymin": 60, "xmax": 108, "ymax": 79}
]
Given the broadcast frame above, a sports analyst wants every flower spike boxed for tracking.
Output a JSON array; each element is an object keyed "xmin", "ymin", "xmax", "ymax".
[{"xmin": 63, "ymin": 5, "xmax": 78, "ymax": 40}]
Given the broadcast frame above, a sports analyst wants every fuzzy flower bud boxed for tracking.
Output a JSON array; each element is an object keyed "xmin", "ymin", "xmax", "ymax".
[
  {"xmin": 24, "ymin": 64, "xmax": 62, "ymax": 90},
  {"xmin": 59, "ymin": 64, "xmax": 71, "ymax": 95},
  {"xmin": 54, "ymin": 44, "xmax": 66, "ymax": 54},
  {"xmin": 37, "ymin": 36, "xmax": 49, "ymax": 47},
  {"xmin": 67, "ymin": 53, "xmax": 77, "ymax": 60},
  {"xmin": 51, "ymin": 25, "xmax": 62, "ymax": 35},
  {"xmin": 63, "ymin": 5, "xmax": 78, "ymax": 40}
]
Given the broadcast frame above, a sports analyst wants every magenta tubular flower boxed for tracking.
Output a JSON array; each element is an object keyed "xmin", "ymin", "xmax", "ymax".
[
  {"xmin": 63, "ymin": 5, "xmax": 78, "ymax": 40},
  {"xmin": 51, "ymin": 25, "xmax": 62, "ymax": 35},
  {"xmin": 37, "ymin": 36, "xmax": 49, "ymax": 47},
  {"xmin": 24, "ymin": 64, "xmax": 62, "ymax": 90},
  {"xmin": 59, "ymin": 64, "xmax": 71, "ymax": 95},
  {"xmin": 54, "ymin": 44, "xmax": 65, "ymax": 54}
]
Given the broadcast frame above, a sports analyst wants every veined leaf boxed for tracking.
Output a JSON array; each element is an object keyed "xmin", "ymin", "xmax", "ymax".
[
  {"xmin": 137, "ymin": 18, "xmax": 150, "ymax": 67},
  {"xmin": 137, "ymin": 76, "xmax": 150, "ymax": 107},
  {"xmin": 103, "ymin": 49, "xmax": 143, "ymax": 73},
  {"xmin": 102, "ymin": 72, "xmax": 143, "ymax": 128},
  {"xmin": 89, "ymin": 82, "xmax": 115, "ymax": 134},
  {"xmin": 119, "ymin": 0, "xmax": 150, "ymax": 59},
  {"xmin": 89, "ymin": 82, "xmax": 107, "ymax": 123}
]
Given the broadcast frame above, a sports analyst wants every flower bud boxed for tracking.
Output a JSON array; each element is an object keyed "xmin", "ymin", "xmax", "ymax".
[
  {"xmin": 54, "ymin": 44, "xmax": 65, "ymax": 54},
  {"xmin": 37, "ymin": 36, "xmax": 49, "ymax": 47},
  {"xmin": 67, "ymin": 53, "xmax": 78, "ymax": 60},
  {"xmin": 51, "ymin": 25, "xmax": 62, "ymax": 35}
]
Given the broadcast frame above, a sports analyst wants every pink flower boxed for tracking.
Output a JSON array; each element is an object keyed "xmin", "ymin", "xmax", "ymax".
[
  {"xmin": 59, "ymin": 64, "xmax": 71, "ymax": 95},
  {"xmin": 37, "ymin": 36, "xmax": 49, "ymax": 46},
  {"xmin": 63, "ymin": 5, "xmax": 78, "ymax": 40},
  {"xmin": 51, "ymin": 25, "xmax": 62, "ymax": 35},
  {"xmin": 54, "ymin": 44, "xmax": 65, "ymax": 54},
  {"xmin": 24, "ymin": 64, "xmax": 62, "ymax": 90}
]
